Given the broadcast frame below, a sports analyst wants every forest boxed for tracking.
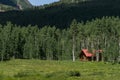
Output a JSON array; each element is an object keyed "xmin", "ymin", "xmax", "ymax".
[
  {"xmin": 0, "ymin": 0, "xmax": 120, "ymax": 28},
  {"xmin": 0, "ymin": 16, "xmax": 120, "ymax": 62}
]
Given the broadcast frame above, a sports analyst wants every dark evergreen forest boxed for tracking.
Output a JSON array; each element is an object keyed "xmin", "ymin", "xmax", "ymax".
[
  {"xmin": 0, "ymin": 0, "xmax": 120, "ymax": 28},
  {"xmin": 0, "ymin": 17, "xmax": 120, "ymax": 62}
]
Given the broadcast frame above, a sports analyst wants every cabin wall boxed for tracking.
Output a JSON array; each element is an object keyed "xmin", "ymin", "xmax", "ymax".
[
  {"xmin": 79, "ymin": 52, "xmax": 92, "ymax": 61},
  {"xmin": 79, "ymin": 50, "xmax": 103, "ymax": 61}
]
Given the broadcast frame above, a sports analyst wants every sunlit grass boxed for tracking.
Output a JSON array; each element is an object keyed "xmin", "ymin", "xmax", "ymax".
[{"xmin": 0, "ymin": 59, "xmax": 120, "ymax": 80}]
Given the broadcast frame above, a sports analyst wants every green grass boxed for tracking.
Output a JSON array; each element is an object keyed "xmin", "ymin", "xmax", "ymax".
[{"xmin": 0, "ymin": 59, "xmax": 120, "ymax": 80}]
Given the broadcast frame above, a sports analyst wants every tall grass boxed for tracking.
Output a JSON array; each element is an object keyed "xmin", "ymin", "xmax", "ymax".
[{"xmin": 0, "ymin": 59, "xmax": 120, "ymax": 80}]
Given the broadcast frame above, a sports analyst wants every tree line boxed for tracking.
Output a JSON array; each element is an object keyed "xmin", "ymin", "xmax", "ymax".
[{"xmin": 0, "ymin": 16, "xmax": 120, "ymax": 62}]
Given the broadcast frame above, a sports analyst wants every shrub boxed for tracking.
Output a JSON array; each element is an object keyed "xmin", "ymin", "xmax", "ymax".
[{"xmin": 68, "ymin": 71, "xmax": 81, "ymax": 77}]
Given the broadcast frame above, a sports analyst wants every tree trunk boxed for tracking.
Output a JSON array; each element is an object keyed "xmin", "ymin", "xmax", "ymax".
[
  {"xmin": 96, "ymin": 38, "xmax": 100, "ymax": 61},
  {"xmin": 72, "ymin": 35, "xmax": 75, "ymax": 61}
]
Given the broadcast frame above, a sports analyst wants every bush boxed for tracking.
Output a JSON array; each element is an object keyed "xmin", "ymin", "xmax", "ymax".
[{"xmin": 68, "ymin": 71, "xmax": 81, "ymax": 77}]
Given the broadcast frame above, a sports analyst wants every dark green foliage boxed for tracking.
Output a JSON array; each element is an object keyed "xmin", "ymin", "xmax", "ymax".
[
  {"xmin": 60, "ymin": 0, "xmax": 89, "ymax": 4},
  {"xmin": 1, "ymin": 0, "xmax": 120, "ymax": 28},
  {"xmin": 0, "ymin": 0, "xmax": 17, "ymax": 7},
  {"xmin": 0, "ymin": 16, "xmax": 120, "ymax": 62},
  {"xmin": 68, "ymin": 71, "xmax": 81, "ymax": 77}
]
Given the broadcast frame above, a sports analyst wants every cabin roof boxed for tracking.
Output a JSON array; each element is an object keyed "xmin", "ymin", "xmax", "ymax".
[{"xmin": 81, "ymin": 49, "xmax": 93, "ymax": 57}]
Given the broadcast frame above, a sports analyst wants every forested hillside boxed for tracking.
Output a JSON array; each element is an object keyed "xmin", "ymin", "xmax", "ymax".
[
  {"xmin": 0, "ymin": 0, "xmax": 17, "ymax": 7},
  {"xmin": 0, "ymin": 0, "xmax": 120, "ymax": 28},
  {"xmin": 0, "ymin": 0, "xmax": 32, "ymax": 11},
  {"xmin": 59, "ymin": 0, "xmax": 89, "ymax": 3}
]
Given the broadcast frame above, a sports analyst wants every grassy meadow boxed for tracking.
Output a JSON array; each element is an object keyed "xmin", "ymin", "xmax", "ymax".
[{"xmin": 0, "ymin": 59, "xmax": 120, "ymax": 80}]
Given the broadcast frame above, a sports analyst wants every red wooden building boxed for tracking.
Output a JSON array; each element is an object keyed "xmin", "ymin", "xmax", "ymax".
[{"xmin": 79, "ymin": 49, "xmax": 103, "ymax": 61}]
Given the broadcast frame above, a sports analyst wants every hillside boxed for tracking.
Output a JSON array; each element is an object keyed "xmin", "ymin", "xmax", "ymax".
[
  {"xmin": 0, "ymin": 0, "xmax": 120, "ymax": 28},
  {"xmin": 0, "ymin": 0, "xmax": 32, "ymax": 11},
  {"xmin": 59, "ymin": 0, "xmax": 90, "ymax": 3}
]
